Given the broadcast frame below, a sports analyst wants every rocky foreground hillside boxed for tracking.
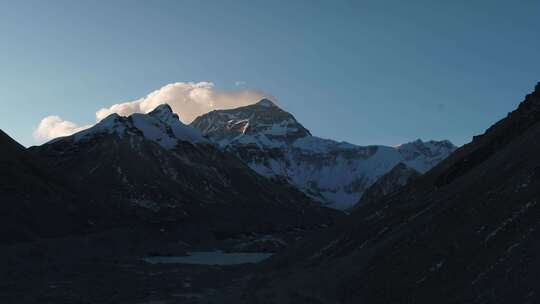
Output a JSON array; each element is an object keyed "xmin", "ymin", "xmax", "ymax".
[{"xmin": 239, "ymin": 83, "xmax": 540, "ymax": 304}]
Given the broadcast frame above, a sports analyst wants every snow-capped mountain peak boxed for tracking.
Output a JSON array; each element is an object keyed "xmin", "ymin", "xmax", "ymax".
[
  {"xmin": 191, "ymin": 103, "xmax": 457, "ymax": 209},
  {"xmin": 147, "ymin": 103, "xmax": 178, "ymax": 122},
  {"xmin": 255, "ymin": 98, "xmax": 278, "ymax": 108},
  {"xmin": 191, "ymin": 99, "xmax": 311, "ymax": 148},
  {"xmin": 60, "ymin": 104, "xmax": 208, "ymax": 148},
  {"xmin": 397, "ymin": 139, "xmax": 456, "ymax": 173},
  {"xmin": 144, "ymin": 103, "xmax": 208, "ymax": 144}
]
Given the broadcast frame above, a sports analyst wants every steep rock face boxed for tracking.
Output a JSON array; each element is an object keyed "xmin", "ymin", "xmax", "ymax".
[
  {"xmin": 30, "ymin": 105, "xmax": 337, "ymax": 235},
  {"xmin": 191, "ymin": 100, "xmax": 456, "ymax": 209},
  {"xmin": 243, "ymin": 82, "xmax": 540, "ymax": 304}
]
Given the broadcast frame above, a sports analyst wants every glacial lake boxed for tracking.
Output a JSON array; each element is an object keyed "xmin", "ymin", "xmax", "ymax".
[{"xmin": 142, "ymin": 251, "xmax": 273, "ymax": 265}]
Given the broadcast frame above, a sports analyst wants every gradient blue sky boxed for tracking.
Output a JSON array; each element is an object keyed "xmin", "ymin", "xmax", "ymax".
[{"xmin": 1, "ymin": 0, "xmax": 539, "ymax": 147}]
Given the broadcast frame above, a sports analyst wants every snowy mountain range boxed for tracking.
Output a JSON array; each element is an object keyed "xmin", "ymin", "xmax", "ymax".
[
  {"xmin": 191, "ymin": 99, "xmax": 457, "ymax": 209},
  {"xmin": 31, "ymin": 104, "xmax": 336, "ymax": 232},
  {"xmin": 37, "ymin": 100, "xmax": 455, "ymax": 211}
]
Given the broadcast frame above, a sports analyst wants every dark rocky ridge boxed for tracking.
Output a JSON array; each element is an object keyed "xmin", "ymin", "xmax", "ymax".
[{"xmin": 0, "ymin": 130, "xmax": 108, "ymax": 244}]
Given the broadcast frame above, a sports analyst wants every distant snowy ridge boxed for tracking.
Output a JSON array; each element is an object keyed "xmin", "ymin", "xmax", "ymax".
[{"xmin": 191, "ymin": 100, "xmax": 457, "ymax": 209}]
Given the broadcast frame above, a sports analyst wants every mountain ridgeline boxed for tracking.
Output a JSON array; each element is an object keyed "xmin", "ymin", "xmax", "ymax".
[
  {"xmin": 22, "ymin": 104, "xmax": 339, "ymax": 241},
  {"xmin": 2, "ymin": 82, "xmax": 540, "ymax": 303},
  {"xmin": 191, "ymin": 99, "xmax": 456, "ymax": 209}
]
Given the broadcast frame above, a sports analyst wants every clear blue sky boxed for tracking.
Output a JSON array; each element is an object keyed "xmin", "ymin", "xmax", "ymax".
[{"xmin": 1, "ymin": 0, "xmax": 539, "ymax": 147}]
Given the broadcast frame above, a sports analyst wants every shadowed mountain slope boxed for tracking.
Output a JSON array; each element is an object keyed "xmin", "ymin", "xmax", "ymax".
[
  {"xmin": 0, "ymin": 130, "xmax": 105, "ymax": 244},
  {"xmin": 242, "ymin": 82, "xmax": 540, "ymax": 304}
]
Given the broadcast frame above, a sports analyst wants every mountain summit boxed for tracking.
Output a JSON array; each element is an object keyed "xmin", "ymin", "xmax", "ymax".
[
  {"xmin": 255, "ymin": 98, "xmax": 278, "ymax": 107},
  {"xmin": 191, "ymin": 99, "xmax": 311, "ymax": 148},
  {"xmin": 191, "ymin": 99, "xmax": 456, "ymax": 209}
]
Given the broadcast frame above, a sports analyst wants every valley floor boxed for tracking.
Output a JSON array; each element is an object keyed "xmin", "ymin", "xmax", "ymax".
[
  {"xmin": 1, "ymin": 254, "xmax": 249, "ymax": 304},
  {"xmin": 0, "ymin": 226, "xmax": 323, "ymax": 304}
]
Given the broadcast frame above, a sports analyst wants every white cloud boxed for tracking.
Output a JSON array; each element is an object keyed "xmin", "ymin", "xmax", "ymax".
[
  {"xmin": 33, "ymin": 81, "xmax": 272, "ymax": 143},
  {"xmin": 95, "ymin": 82, "xmax": 270, "ymax": 123},
  {"xmin": 33, "ymin": 116, "xmax": 90, "ymax": 142}
]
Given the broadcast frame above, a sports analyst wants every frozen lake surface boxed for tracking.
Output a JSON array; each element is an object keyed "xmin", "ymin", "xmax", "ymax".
[{"xmin": 142, "ymin": 251, "xmax": 273, "ymax": 265}]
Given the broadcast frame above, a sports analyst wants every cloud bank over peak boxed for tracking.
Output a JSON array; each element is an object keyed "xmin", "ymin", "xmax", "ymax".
[
  {"xmin": 95, "ymin": 82, "xmax": 270, "ymax": 123},
  {"xmin": 33, "ymin": 116, "xmax": 91, "ymax": 142},
  {"xmin": 33, "ymin": 81, "xmax": 272, "ymax": 143}
]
